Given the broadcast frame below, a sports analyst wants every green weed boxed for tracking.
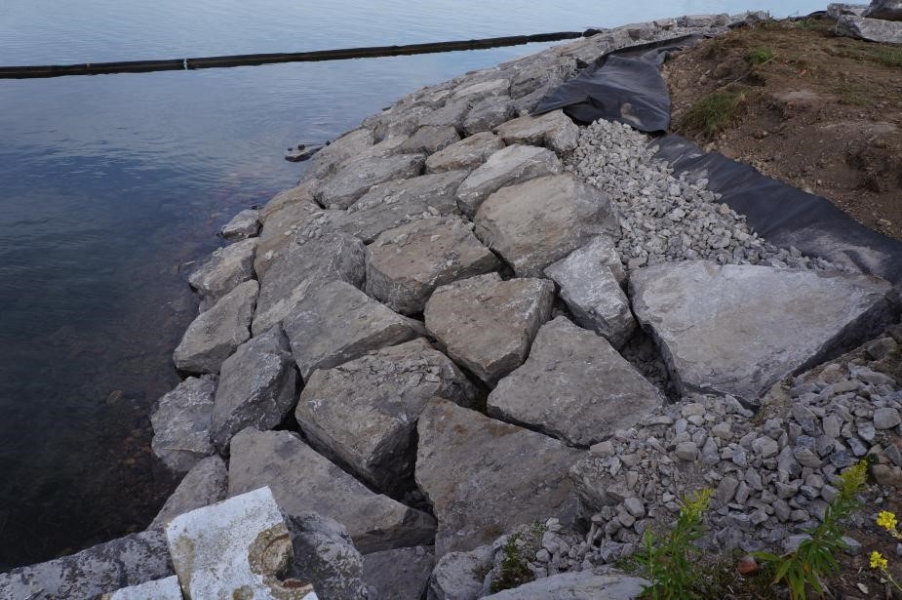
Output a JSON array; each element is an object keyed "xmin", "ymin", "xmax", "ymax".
[
  {"xmin": 679, "ymin": 90, "xmax": 746, "ymax": 138},
  {"xmin": 489, "ymin": 533, "xmax": 533, "ymax": 593},
  {"xmin": 747, "ymin": 46, "xmax": 775, "ymax": 66}
]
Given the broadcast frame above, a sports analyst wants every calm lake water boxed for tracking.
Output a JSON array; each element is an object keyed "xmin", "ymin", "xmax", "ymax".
[{"xmin": 0, "ymin": 0, "xmax": 825, "ymax": 570}]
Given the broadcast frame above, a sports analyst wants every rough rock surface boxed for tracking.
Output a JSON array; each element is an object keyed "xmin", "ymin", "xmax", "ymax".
[
  {"xmin": 416, "ymin": 399, "xmax": 582, "ymax": 556},
  {"xmin": 397, "ymin": 125, "xmax": 461, "ymax": 155},
  {"xmin": 252, "ymin": 231, "xmax": 366, "ymax": 336},
  {"xmin": 220, "ymin": 209, "xmax": 261, "ymax": 241},
  {"xmin": 172, "ymin": 280, "xmax": 258, "ymax": 374},
  {"xmin": 631, "ymin": 261, "xmax": 895, "ymax": 403},
  {"xmin": 424, "ymin": 273, "xmax": 554, "ymax": 385},
  {"xmin": 544, "ymin": 237, "xmax": 635, "ymax": 347},
  {"xmin": 363, "ymin": 546, "xmax": 435, "ymax": 600},
  {"xmin": 151, "ymin": 375, "xmax": 217, "ymax": 473},
  {"xmin": 306, "ymin": 128, "xmax": 376, "ymax": 181},
  {"xmin": 865, "ymin": 0, "xmax": 902, "ymax": 21},
  {"xmin": 229, "ymin": 428, "xmax": 436, "ymax": 553},
  {"xmin": 150, "ymin": 455, "xmax": 228, "ymax": 528},
  {"xmin": 475, "ymin": 173, "xmax": 619, "ymax": 278},
  {"xmin": 107, "ymin": 576, "xmax": 183, "ymax": 600},
  {"xmin": 296, "ymin": 338, "xmax": 477, "ymax": 494},
  {"xmin": 366, "ymin": 216, "xmax": 501, "ymax": 314},
  {"xmin": 254, "ymin": 194, "xmax": 330, "ymax": 277},
  {"xmin": 488, "ymin": 317, "xmax": 663, "ymax": 447},
  {"xmin": 495, "ymin": 109, "xmax": 580, "ymax": 155},
  {"xmin": 210, "ymin": 324, "xmax": 298, "ymax": 453},
  {"xmin": 425, "ymin": 132, "xmax": 506, "ymax": 174},
  {"xmin": 427, "ymin": 544, "xmax": 494, "ymax": 600},
  {"xmin": 482, "ymin": 571, "xmax": 649, "ymax": 600},
  {"xmin": 462, "ymin": 96, "xmax": 517, "ymax": 135},
  {"xmin": 0, "ymin": 529, "xmax": 172, "ymax": 600},
  {"xmin": 836, "ymin": 13, "xmax": 902, "ymax": 42},
  {"xmin": 188, "ymin": 238, "xmax": 257, "ymax": 311},
  {"xmin": 284, "ymin": 512, "xmax": 368, "ymax": 600},
  {"xmin": 316, "ymin": 153, "xmax": 426, "ymax": 209},
  {"xmin": 456, "ymin": 144, "xmax": 563, "ymax": 217},
  {"xmin": 284, "ymin": 280, "xmax": 425, "ymax": 379}
]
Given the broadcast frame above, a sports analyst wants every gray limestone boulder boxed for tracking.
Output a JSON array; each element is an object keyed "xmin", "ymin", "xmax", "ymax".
[
  {"xmin": 424, "ymin": 273, "xmax": 554, "ymax": 385},
  {"xmin": 106, "ymin": 576, "xmax": 182, "ymax": 600},
  {"xmin": 316, "ymin": 153, "xmax": 426, "ymax": 209},
  {"xmin": 835, "ymin": 13, "xmax": 902, "ymax": 41},
  {"xmin": 252, "ymin": 231, "xmax": 366, "ymax": 336},
  {"xmin": 418, "ymin": 98, "xmax": 472, "ymax": 129},
  {"xmin": 364, "ymin": 546, "xmax": 435, "ymax": 600},
  {"xmin": 544, "ymin": 237, "xmax": 635, "ymax": 347},
  {"xmin": 172, "ymin": 280, "xmax": 258, "ymax": 374},
  {"xmin": 0, "ymin": 528, "xmax": 172, "ymax": 600},
  {"xmin": 427, "ymin": 545, "xmax": 494, "ymax": 600},
  {"xmin": 416, "ymin": 399, "xmax": 581, "ymax": 556},
  {"xmin": 474, "ymin": 174, "xmax": 619, "ymax": 278},
  {"xmin": 455, "ymin": 144, "xmax": 563, "ymax": 217},
  {"xmin": 487, "ymin": 317, "xmax": 662, "ymax": 447},
  {"xmin": 150, "ymin": 375, "xmax": 217, "ymax": 473},
  {"xmin": 284, "ymin": 512, "xmax": 369, "ymax": 600},
  {"xmin": 495, "ymin": 110, "xmax": 580, "ymax": 155},
  {"xmin": 284, "ymin": 280, "xmax": 426, "ymax": 379},
  {"xmin": 397, "ymin": 125, "xmax": 461, "ymax": 155},
  {"xmin": 150, "ymin": 455, "xmax": 228, "ymax": 528},
  {"xmin": 210, "ymin": 325, "xmax": 298, "ymax": 453},
  {"xmin": 296, "ymin": 338, "xmax": 477, "ymax": 494},
  {"xmin": 631, "ymin": 261, "xmax": 896, "ymax": 405},
  {"xmin": 865, "ymin": 0, "xmax": 902, "ymax": 20},
  {"xmin": 187, "ymin": 238, "xmax": 257, "ymax": 312},
  {"xmin": 260, "ymin": 180, "xmax": 317, "ymax": 222},
  {"xmin": 450, "ymin": 78, "xmax": 510, "ymax": 103},
  {"xmin": 481, "ymin": 571, "xmax": 650, "ymax": 600},
  {"xmin": 345, "ymin": 170, "xmax": 468, "ymax": 242},
  {"xmin": 425, "ymin": 132, "xmax": 505, "ymax": 174},
  {"xmin": 229, "ymin": 428, "xmax": 436, "ymax": 553},
  {"xmin": 366, "ymin": 216, "xmax": 501, "ymax": 315},
  {"xmin": 254, "ymin": 195, "xmax": 335, "ymax": 277},
  {"xmin": 306, "ymin": 128, "xmax": 376, "ymax": 181},
  {"xmin": 463, "ymin": 96, "xmax": 517, "ymax": 136},
  {"xmin": 220, "ymin": 209, "xmax": 261, "ymax": 241}
]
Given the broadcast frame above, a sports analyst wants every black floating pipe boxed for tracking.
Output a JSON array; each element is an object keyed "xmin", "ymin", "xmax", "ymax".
[{"xmin": 0, "ymin": 31, "xmax": 591, "ymax": 79}]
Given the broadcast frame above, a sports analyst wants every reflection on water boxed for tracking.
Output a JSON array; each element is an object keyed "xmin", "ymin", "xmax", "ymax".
[{"xmin": 0, "ymin": 0, "xmax": 827, "ymax": 572}]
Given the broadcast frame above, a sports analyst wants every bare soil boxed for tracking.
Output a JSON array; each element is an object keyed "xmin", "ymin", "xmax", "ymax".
[{"xmin": 664, "ymin": 17, "xmax": 902, "ymax": 243}]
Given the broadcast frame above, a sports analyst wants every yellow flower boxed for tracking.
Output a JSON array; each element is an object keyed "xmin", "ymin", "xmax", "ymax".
[
  {"xmin": 870, "ymin": 551, "xmax": 889, "ymax": 570},
  {"xmin": 877, "ymin": 511, "xmax": 898, "ymax": 532}
]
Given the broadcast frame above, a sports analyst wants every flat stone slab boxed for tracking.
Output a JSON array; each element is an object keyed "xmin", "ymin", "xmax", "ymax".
[
  {"xmin": 344, "ymin": 170, "xmax": 467, "ymax": 243},
  {"xmin": 306, "ymin": 127, "xmax": 375, "ymax": 182},
  {"xmin": 456, "ymin": 144, "xmax": 563, "ymax": 217},
  {"xmin": 173, "ymin": 280, "xmax": 258, "ymax": 374},
  {"xmin": 106, "ymin": 576, "xmax": 183, "ymax": 600},
  {"xmin": 425, "ymin": 132, "xmax": 505, "ymax": 174},
  {"xmin": 151, "ymin": 455, "xmax": 228, "ymax": 528},
  {"xmin": 188, "ymin": 238, "xmax": 257, "ymax": 311},
  {"xmin": 475, "ymin": 173, "xmax": 619, "ymax": 278},
  {"xmin": 166, "ymin": 486, "xmax": 314, "ymax": 600},
  {"xmin": 544, "ymin": 237, "xmax": 635, "ymax": 347},
  {"xmin": 366, "ymin": 216, "xmax": 501, "ymax": 315},
  {"xmin": 487, "ymin": 316, "xmax": 662, "ymax": 447},
  {"xmin": 631, "ymin": 261, "xmax": 895, "ymax": 404},
  {"xmin": 211, "ymin": 324, "xmax": 298, "ymax": 453},
  {"xmin": 396, "ymin": 125, "xmax": 461, "ymax": 155},
  {"xmin": 229, "ymin": 429, "xmax": 436, "ymax": 553},
  {"xmin": 416, "ymin": 399, "xmax": 581, "ymax": 556},
  {"xmin": 296, "ymin": 338, "xmax": 477, "ymax": 494},
  {"xmin": 363, "ymin": 546, "xmax": 434, "ymax": 600},
  {"xmin": 462, "ymin": 96, "xmax": 516, "ymax": 135},
  {"xmin": 425, "ymin": 273, "xmax": 554, "ymax": 385},
  {"xmin": 221, "ymin": 209, "xmax": 261, "ymax": 241},
  {"xmin": 495, "ymin": 109, "xmax": 580, "ymax": 155},
  {"xmin": 316, "ymin": 153, "xmax": 426, "ymax": 209},
  {"xmin": 151, "ymin": 375, "xmax": 217, "ymax": 473},
  {"xmin": 254, "ymin": 196, "xmax": 336, "ymax": 277},
  {"xmin": 253, "ymin": 230, "xmax": 366, "ymax": 336},
  {"xmin": 284, "ymin": 280, "xmax": 425, "ymax": 379},
  {"xmin": 482, "ymin": 571, "xmax": 649, "ymax": 600}
]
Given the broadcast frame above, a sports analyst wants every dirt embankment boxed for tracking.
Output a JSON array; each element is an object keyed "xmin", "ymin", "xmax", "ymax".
[{"xmin": 664, "ymin": 18, "xmax": 902, "ymax": 242}]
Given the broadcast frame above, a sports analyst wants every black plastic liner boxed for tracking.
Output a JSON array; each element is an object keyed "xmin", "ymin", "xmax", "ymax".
[
  {"xmin": 533, "ymin": 34, "xmax": 705, "ymax": 132},
  {"xmin": 652, "ymin": 134, "xmax": 902, "ymax": 284}
]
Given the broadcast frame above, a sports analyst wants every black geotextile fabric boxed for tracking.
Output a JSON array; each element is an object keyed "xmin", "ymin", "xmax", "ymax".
[
  {"xmin": 533, "ymin": 34, "xmax": 705, "ymax": 132},
  {"xmin": 652, "ymin": 134, "xmax": 902, "ymax": 284}
]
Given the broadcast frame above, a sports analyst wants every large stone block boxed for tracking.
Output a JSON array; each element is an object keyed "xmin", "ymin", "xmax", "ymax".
[
  {"xmin": 366, "ymin": 216, "xmax": 500, "ymax": 315},
  {"xmin": 416, "ymin": 399, "xmax": 581, "ymax": 556},
  {"xmin": 296, "ymin": 338, "xmax": 477, "ymax": 494},
  {"xmin": 424, "ymin": 273, "xmax": 554, "ymax": 385},
  {"xmin": 316, "ymin": 153, "xmax": 426, "ymax": 209},
  {"xmin": 631, "ymin": 261, "xmax": 896, "ymax": 405},
  {"xmin": 221, "ymin": 209, "xmax": 261, "ymax": 242},
  {"xmin": 426, "ymin": 545, "xmax": 494, "ymax": 600},
  {"xmin": 455, "ymin": 144, "xmax": 562, "ymax": 217},
  {"xmin": 173, "ymin": 280, "xmax": 258, "ymax": 374},
  {"xmin": 254, "ymin": 196, "xmax": 340, "ymax": 278},
  {"xmin": 151, "ymin": 376, "xmax": 217, "ymax": 473},
  {"xmin": 305, "ymin": 127, "xmax": 376, "ymax": 181},
  {"xmin": 462, "ymin": 97, "xmax": 516, "ymax": 136},
  {"xmin": 495, "ymin": 109, "xmax": 580, "ymax": 155},
  {"xmin": 166, "ymin": 486, "xmax": 315, "ymax": 600},
  {"xmin": 229, "ymin": 429, "xmax": 436, "ymax": 553},
  {"xmin": 151, "ymin": 455, "xmax": 228, "ymax": 528},
  {"xmin": 396, "ymin": 125, "xmax": 461, "ymax": 155},
  {"xmin": 487, "ymin": 317, "xmax": 662, "ymax": 447},
  {"xmin": 363, "ymin": 546, "xmax": 434, "ymax": 600},
  {"xmin": 105, "ymin": 576, "xmax": 182, "ymax": 600},
  {"xmin": 211, "ymin": 324, "xmax": 299, "ymax": 453},
  {"xmin": 474, "ymin": 173, "xmax": 619, "ymax": 278},
  {"xmin": 425, "ymin": 132, "xmax": 505, "ymax": 174},
  {"xmin": 188, "ymin": 238, "xmax": 257, "ymax": 311},
  {"xmin": 481, "ymin": 571, "xmax": 649, "ymax": 600},
  {"xmin": 283, "ymin": 280, "xmax": 425, "ymax": 379},
  {"xmin": 284, "ymin": 512, "xmax": 368, "ymax": 600}
]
